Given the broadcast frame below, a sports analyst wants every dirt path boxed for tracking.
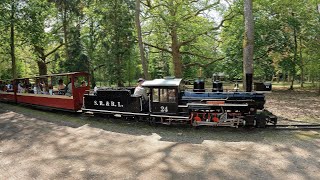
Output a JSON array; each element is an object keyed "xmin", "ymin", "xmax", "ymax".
[
  {"xmin": 265, "ymin": 90, "xmax": 320, "ymax": 124},
  {"xmin": 0, "ymin": 102, "xmax": 320, "ymax": 179}
]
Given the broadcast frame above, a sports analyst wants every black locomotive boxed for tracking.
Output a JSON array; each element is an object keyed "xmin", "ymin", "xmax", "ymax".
[{"xmin": 82, "ymin": 78, "xmax": 277, "ymax": 128}]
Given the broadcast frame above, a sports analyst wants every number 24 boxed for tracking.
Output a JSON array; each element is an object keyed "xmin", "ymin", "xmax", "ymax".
[{"xmin": 160, "ymin": 106, "xmax": 168, "ymax": 112}]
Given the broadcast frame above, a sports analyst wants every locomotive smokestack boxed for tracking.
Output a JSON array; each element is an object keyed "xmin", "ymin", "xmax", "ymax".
[{"xmin": 245, "ymin": 74, "xmax": 253, "ymax": 92}]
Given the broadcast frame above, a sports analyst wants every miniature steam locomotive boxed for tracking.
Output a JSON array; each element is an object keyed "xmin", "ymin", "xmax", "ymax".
[{"xmin": 82, "ymin": 78, "xmax": 277, "ymax": 128}]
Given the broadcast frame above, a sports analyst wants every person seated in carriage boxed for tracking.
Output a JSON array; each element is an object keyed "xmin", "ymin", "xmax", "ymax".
[
  {"xmin": 65, "ymin": 77, "xmax": 79, "ymax": 96},
  {"xmin": 0, "ymin": 81, "xmax": 7, "ymax": 91},
  {"xmin": 57, "ymin": 79, "xmax": 66, "ymax": 95},
  {"xmin": 6, "ymin": 81, "xmax": 13, "ymax": 92},
  {"xmin": 18, "ymin": 82, "xmax": 26, "ymax": 93}
]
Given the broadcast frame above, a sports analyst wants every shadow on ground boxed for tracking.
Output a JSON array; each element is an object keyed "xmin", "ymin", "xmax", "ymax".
[{"xmin": 0, "ymin": 102, "xmax": 319, "ymax": 179}]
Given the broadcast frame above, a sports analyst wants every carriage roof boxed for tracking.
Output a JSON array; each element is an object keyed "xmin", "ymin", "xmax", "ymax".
[{"xmin": 12, "ymin": 72, "xmax": 89, "ymax": 80}]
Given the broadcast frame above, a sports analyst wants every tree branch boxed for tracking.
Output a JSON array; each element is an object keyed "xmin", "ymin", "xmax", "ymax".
[
  {"xmin": 183, "ymin": 56, "xmax": 225, "ymax": 68},
  {"xmin": 181, "ymin": 50, "xmax": 224, "ymax": 60},
  {"xmin": 143, "ymin": 42, "xmax": 172, "ymax": 53},
  {"xmin": 44, "ymin": 43, "xmax": 64, "ymax": 58},
  {"xmin": 178, "ymin": 11, "xmax": 235, "ymax": 47},
  {"xmin": 93, "ymin": 64, "xmax": 106, "ymax": 71},
  {"xmin": 182, "ymin": 0, "xmax": 221, "ymax": 21},
  {"xmin": 253, "ymin": 46, "xmax": 274, "ymax": 61}
]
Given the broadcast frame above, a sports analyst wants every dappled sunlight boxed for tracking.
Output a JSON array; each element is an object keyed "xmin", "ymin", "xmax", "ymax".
[{"xmin": 0, "ymin": 103, "xmax": 319, "ymax": 179}]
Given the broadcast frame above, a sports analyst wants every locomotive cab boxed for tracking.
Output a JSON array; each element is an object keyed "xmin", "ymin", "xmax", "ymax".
[{"xmin": 142, "ymin": 78, "xmax": 182, "ymax": 115}]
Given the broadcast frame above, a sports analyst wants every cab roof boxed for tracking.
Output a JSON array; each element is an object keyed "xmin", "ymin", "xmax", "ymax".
[{"xmin": 142, "ymin": 78, "xmax": 182, "ymax": 88}]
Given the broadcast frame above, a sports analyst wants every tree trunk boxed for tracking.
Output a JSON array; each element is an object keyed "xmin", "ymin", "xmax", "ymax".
[
  {"xmin": 62, "ymin": 0, "xmax": 69, "ymax": 61},
  {"xmin": 289, "ymin": 12, "xmax": 298, "ymax": 90},
  {"xmin": 318, "ymin": 81, "xmax": 320, "ymax": 95},
  {"xmin": 34, "ymin": 46, "xmax": 48, "ymax": 75},
  {"xmin": 10, "ymin": 1, "xmax": 17, "ymax": 79},
  {"xmin": 243, "ymin": 0, "xmax": 254, "ymax": 92},
  {"xmin": 135, "ymin": 0, "xmax": 150, "ymax": 80},
  {"xmin": 90, "ymin": 69, "xmax": 96, "ymax": 88},
  {"xmin": 290, "ymin": 77, "xmax": 294, "ymax": 90},
  {"xmin": 37, "ymin": 60, "xmax": 48, "ymax": 76},
  {"xmin": 116, "ymin": 53, "xmax": 124, "ymax": 87},
  {"xmin": 299, "ymin": 37, "xmax": 304, "ymax": 87},
  {"xmin": 171, "ymin": 27, "xmax": 183, "ymax": 78}
]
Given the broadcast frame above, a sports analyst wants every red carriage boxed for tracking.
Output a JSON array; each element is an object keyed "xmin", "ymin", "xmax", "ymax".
[{"xmin": 0, "ymin": 72, "xmax": 90, "ymax": 111}]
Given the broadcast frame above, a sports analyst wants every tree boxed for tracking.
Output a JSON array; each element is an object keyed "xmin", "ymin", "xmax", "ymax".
[
  {"xmin": 0, "ymin": 0, "xmax": 18, "ymax": 78},
  {"xmin": 243, "ymin": 0, "xmax": 254, "ymax": 91},
  {"xmin": 221, "ymin": 0, "xmax": 320, "ymax": 91},
  {"xmin": 143, "ymin": 0, "xmax": 233, "ymax": 77},
  {"xmin": 135, "ymin": 0, "xmax": 150, "ymax": 79},
  {"xmin": 21, "ymin": 0, "xmax": 63, "ymax": 75},
  {"xmin": 9, "ymin": 0, "xmax": 17, "ymax": 78},
  {"xmin": 99, "ymin": 0, "xmax": 135, "ymax": 86},
  {"xmin": 51, "ymin": 0, "xmax": 87, "ymax": 73}
]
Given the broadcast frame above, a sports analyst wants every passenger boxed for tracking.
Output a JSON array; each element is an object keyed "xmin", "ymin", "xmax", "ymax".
[
  {"xmin": 133, "ymin": 78, "xmax": 148, "ymax": 101},
  {"xmin": 65, "ymin": 77, "xmax": 78, "ymax": 96},
  {"xmin": 58, "ymin": 79, "xmax": 66, "ymax": 90},
  {"xmin": 17, "ymin": 82, "xmax": 24, "ymax": 93},
  {"xmin": 2, "ymin": 84, "xmax": 8, "ymax": 92},
  {"xmin": 41, "ymin": 83, "xmax": 49, "ymax": 94},
  {"xmin": 33, "ymin": 85, "xmax": 38, "ymax": 94},
  {"xmin": 94, "ymin": 86, "xmax": 98, "ymax": 95},
  {"xmin": 81, "ymin": 81, "xmax": 86, "ymax": 87},
  {"xmin": 25, "ymin": 83, "xmax": 31, "ymax": 93},
  {"xmin": 58, "ymin": 79, "xmax": 66, "ymax": 95},
  {"xmin": 6, "ymin": 83, "xmax": 11, "ymax": 91},
  {"xmin": 34, "ymin": 79, "xmax": 42, "ymax": 94},
  {"xmin": 48, "ymin": 84, "xmax": 53, "ymax": 95},
  {"xmin": 6, "ymin": 81, "xmax": 14, "ymax": 92},
  {"xmin": 0, "ymin": 82, "xmax": 6, "ymax": 91}
]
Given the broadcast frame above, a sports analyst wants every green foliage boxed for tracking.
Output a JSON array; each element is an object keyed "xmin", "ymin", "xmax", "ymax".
[
  {"xmin": 64, "ymin": 26, "xmax": 88, "ymax": 72},
  {"xmin": 220, "ymin": 0, "xmax": 320, "ymax": 83},
  {"xmin": 143, "ymin": 0, "xmax": 227, "ymax": 78},
  {"xmin": 97, "ymin": 0, "xmax": 135, "ymax": 86},
  {"xmin": 0, "ymin": 0, "xmax": 319, "ymax": 89}
]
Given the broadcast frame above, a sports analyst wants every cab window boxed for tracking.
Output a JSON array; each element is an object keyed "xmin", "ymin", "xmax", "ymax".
[
  {"xmin": 153, "ymin": 89, "xmax": 159, "ymax": 102},
  {"xmin": 160, "ymin": 89, "xmax": 168, "ymax": 102},
  {"xmin": 152, "ymin": 88, "xmax": 176, "ymax": 103}
]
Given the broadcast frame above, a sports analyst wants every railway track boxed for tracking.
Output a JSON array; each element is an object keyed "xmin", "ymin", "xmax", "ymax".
[{"xmin": 267, "ymin": 124, "xmax": 320, "ymax": 130}]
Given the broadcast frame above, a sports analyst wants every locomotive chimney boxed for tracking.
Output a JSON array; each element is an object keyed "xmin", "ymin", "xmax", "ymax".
[{"xmin": 245, "ymin": 74, "xmax": 253, "ymax": 92}]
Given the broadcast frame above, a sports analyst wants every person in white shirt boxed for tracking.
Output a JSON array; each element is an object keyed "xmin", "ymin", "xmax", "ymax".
[
  {"xmin": 133, "ymin": 78, "xmax": 148, "ymax": 101},
  {"xmin": 18, "ymin": 82, "xmax": 25, "ymax": 93}
]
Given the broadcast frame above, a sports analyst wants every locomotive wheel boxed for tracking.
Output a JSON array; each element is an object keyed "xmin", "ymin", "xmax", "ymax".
[
  {"xmin": 255, "ymin": 114, "xmax": 266, "ymax": 128},
  {"xmin": 149, "ymin": 117, "xmax": 158, "ymax": 127},
  {"xmin": 136, "ymin": 116, "xmax": 145, "ymax": 122},
  {"xmin": 191, "ymin": 120, "xmax": 200, "ymax": 129}
]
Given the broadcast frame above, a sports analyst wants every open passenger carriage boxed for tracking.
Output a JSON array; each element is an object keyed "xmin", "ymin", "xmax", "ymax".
[
  {"xmin": 0, "ymin": 72, "xmax": 90, "ymax": 111},
  {"xmin": 0, "ymin": 79, "xmax": 15, "ymax": 102}
]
